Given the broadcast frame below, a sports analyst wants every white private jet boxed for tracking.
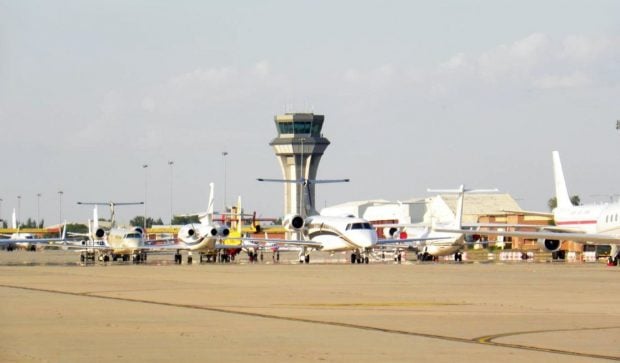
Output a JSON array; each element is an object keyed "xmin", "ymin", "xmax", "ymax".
[
  {"xmin": 375, "ymin": 186, "xmax": 498, "ymax": 261},
  {"xmin": 167, "ymin": 182, "xmax": 232, "ymax": 264},
  {"xmin": 0, "ymin": 209, "xmax": 69, "ymax": 251},
  {"xmin": 74, "ymin": 201, "xmax": 166, "ymax": 263},
  {"xmin": 437, "ymin": 151, "xmax": 620, "ymax": 265},
  {"xmin": 249, "ymin": 178, "xmax": 435, "ymax": 264}
]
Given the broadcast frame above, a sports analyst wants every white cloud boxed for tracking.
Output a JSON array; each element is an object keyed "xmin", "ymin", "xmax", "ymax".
[
  {"xmin": 532, "ymin": 71, "xmax": 591, "ymax": 89},
  {"xmin": 438, "ymin": 33, "xmax": 619, "ymax": 91},
  {"xmin": 560, "ymin": 35, "xmax": 614, "ymax": 62},
  {"xmin": 440, "ymin": 53, "xmax": 468, "ymax": 71},
  {"xmin": 253, "ymin": 61, "xmax": 270, "ymax": 78}
]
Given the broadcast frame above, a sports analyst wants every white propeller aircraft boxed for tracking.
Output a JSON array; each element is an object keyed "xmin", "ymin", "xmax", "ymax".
[{"xmin": 437, "ymin": 151, "xmax": 620, "ymax": 265}]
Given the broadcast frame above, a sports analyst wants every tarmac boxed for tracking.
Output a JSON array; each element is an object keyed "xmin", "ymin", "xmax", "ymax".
[{"xmin": 0, "ymin": 250, "xmax": 619, "ymax": 362}]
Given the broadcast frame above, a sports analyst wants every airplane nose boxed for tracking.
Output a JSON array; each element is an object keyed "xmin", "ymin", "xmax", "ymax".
[{"xmin": 362, "ymin": 232, "xmax": 377, "ymax": 248}]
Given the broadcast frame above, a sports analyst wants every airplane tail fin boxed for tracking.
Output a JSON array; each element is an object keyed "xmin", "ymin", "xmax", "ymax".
[
  {"xmin": 11, "ymin": 208, "xmax": 17, "ymax": 229},
  {"xmin": 205, "ymin": 182, "xmax": 215, "ymax": 224},
  {"xmin": 552, "ymin": 151, "xmax": 572, "ymax": 209},
  {"xmin": 257, "ymin": 178, "xmax": 349, "ymax": 217},
  {"xmin": 237, "ymin": 196, "xmax": 243, "ymax": 235},
  {"xmin": 93, "ymin": 206, "xmax": 99, "ymax": 232},
  {"xmin": 61, "ymin": 221, "xmax": 67, "ymax": 239},
  {"xmin": 428, "ymin": 185, "xmax": 499, "ymax": 229}
]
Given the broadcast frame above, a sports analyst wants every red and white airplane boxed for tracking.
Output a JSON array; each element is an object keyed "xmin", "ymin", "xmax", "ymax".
[{"xmin": 439, "ymin": 151, "xmax": 620, "ymax": 265}]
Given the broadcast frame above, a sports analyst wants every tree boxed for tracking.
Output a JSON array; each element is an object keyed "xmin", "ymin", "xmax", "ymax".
[
  {"xmin": 66, "ymin": 223, "xmax": 89, "ymax": 234},
  {"xmin": 129, "ymin": 216, "xmax": 164, "ymax": 228},
  {"xmin": 171, "ymin": 215, "xmax": 200, "ymax": 225},
  {"xmin": 548, "ymin": 195, "xmax": 581, "ymax": 210}
]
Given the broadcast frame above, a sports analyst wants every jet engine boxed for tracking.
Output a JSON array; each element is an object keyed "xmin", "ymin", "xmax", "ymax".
[
  {"xmin": 537, "ymin": 238, "xmax": 561, "ymax": 252},
  {"xmin": 178, "ymin": 224, "xmax": 218, "ymax": 244},
  {"xmin": 217, "ymin": 225, "xmax": 230, "ymax": 237},
  {"xmin": 94, "ymin": 228, "xmax": 106, "ymax": 239},
  {"xmin": 283, "ymin": 214, "xmax": 305, "ymax": 231},
  {"xmin": 133, "ymin": 227, "xmax": 145, "ymax": 236},
  {"xmin": 383, "ymin": 227, "xmax": 399, "ymax": 238}
]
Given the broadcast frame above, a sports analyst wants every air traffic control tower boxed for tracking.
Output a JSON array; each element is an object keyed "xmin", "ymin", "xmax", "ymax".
[{"xmin": 270, "ymin": 113, "xmax": 330, "ymax": 217}]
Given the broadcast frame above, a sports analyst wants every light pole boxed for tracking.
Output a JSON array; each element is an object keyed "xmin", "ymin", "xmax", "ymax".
[
  {"xmin": 58, "ymin": 191, "xmax": 63, "ymax": 226},
  {"xmin": 168, "ymin": 161, "xmax": 174, "ymax": 224},
  {"xmin": 0, "ymin": 198, "xmax": 3, "ymax": 227},
  {"xmin": 222, "ymin": 151, "xmax": 228, "ymax": 211},
  {"xmin": 36, "ymin": 193, "xmax": 41, "ymax": 227},
  {"xmin": 143, "ymin": 164, "xmax": 148, "ymax": 229}
]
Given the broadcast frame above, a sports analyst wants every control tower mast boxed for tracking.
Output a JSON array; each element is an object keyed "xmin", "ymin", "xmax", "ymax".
[{"xmin": 270, "ymin": 113, "xmax": 330, "ymax": 218}]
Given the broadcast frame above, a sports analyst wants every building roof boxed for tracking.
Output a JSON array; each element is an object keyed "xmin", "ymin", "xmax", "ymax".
[{"xmin": 437, "ymin": 193, "xmax": 522, "ymax": 223}]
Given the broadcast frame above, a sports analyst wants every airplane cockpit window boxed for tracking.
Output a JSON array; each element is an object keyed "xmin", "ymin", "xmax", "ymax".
[
  {"xmin": 349, "ymin": 223, "xmax": 373, "ymax": 230},
  {"xmin": 125, "ymin": 233, "xmax": 141, "ymax": 239}
]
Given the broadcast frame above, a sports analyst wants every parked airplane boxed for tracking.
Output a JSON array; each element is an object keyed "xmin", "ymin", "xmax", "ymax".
[
  {"xmin": 248, "ymin": 178, "xmax": 438, "ymax": 264},
  {"xmin": 376, "ymin": 186, "xmax": 498, "ymax": 261},
  {"xmin": 74, "ymin": 201, "xmax": 159, "ymax": 263},
  {"xmin": 167, "ymin": 182, "xmax": 232, "ymax": 264},
  {"xmin": 0, "ymin": 209, "xmax": 69, "ymax": 251},
  {"xmin": 437, "ymin": 151, "xmax": 620, "ymax": 265}
]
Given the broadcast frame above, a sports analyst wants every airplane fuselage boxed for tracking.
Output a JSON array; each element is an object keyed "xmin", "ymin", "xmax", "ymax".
[
  {"xmin": 554, "ymin": 203, "xmax": 620, "ymax": 236},
  {"xmin": 105, "ymin": 228, "xmax": 144, "ymax": 254},
  {"xmin": 303, "ymin": 215, "xmax": 377, "ymax": 252}
]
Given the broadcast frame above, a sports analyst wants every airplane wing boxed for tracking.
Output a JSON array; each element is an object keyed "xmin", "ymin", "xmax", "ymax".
[
  {"xmin": 232, "ymin": 236, "xmax": 323, "ymax": 249},
  {"xmin": 501, "ymin": 209, "xmax": 554, "ymax": 217},
  {"xmin": 0, "ymin": 237, "xmax": 79, "ymax": 245},
  {"xmin": 0, "ymin": 223, "xmax": 75, "ymax": 246},
  {"xmin": 435, "ymin": 228, "xmax": 620, "ymax": 245},
  {"xmin": 463, "ymin": 223, "xmax": 585, "ymax": 234},
  {"xmin": 375, "ymin": 236, "xmax": 453, "ymax": 246}
]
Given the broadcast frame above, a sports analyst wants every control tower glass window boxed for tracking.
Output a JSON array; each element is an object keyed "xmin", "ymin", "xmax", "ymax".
[{"xmin": 277, "ymin": 121, "xmax": 322, "ymax": 136}]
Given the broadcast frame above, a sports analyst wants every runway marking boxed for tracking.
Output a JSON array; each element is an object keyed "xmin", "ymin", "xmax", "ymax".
[
  {"xmin": 281, "ymin": 301, "xmax": 466, "ymax": 307},
  {"xmin": 2, "ymin": 284, "xmax": 619, "ymax": 361}
]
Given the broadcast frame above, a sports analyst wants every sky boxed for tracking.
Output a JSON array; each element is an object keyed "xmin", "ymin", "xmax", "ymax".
[{"xmin": 1, "ymin": 1, "xmax": 619, "ymax": 226}]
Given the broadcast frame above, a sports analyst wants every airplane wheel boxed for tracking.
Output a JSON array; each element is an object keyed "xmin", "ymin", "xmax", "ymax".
[
  {"xmin": 305, "ymin": 255, "xmax": 310, "ymax": 264},
  {"xmin": 103, "ymin": 255, "xmax": 110, "ymax": 262},
  {"xmin": 350, "ymin": 253, "xmax": 357, "ymax": 264},
  {"xmin": 364, "ymin": 257, "xmax": 369, "ymax": 264},
  {"xmin": 188, "ymin": 256, "xmax": 193, "ymax": 264},
  {"xmin": 80, "ymin": 254, "xmax": 85, "ymax": 262}
]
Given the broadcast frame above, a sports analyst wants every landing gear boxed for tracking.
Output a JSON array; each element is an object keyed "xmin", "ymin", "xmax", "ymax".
[
  {"xmin": 454, "ymin": 252, "xmax": 463, "ymax": 262},
  {"xmin": 80, "ymin": 251, "xmax": 96, "ymax": 264},
  {"xmin": 174, "ymin": 250, "xmax": 182, "ymax": 264},
  {"xmin": 298, "ymin": 247, "xmax": 310, "ymax": 264},
  {"xmin": 187, "ymin": 253, "xmax": 193, "ymax": 264},
  {"xmin": 350, "ymin": 251, "xmax": 369, "ymax": 264}
]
